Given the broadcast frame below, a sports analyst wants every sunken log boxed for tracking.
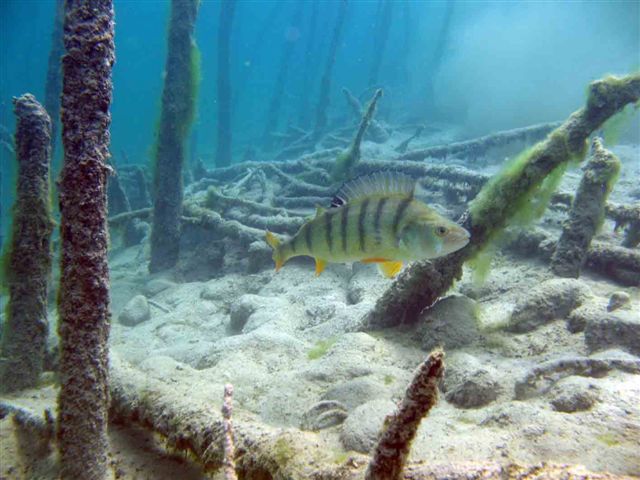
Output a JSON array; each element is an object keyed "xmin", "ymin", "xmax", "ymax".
[{"xmin": 362, "ymin": 74, "xmax": 640, "ymax": 330}]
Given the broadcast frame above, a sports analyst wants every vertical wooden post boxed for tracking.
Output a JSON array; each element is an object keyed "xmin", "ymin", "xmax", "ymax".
[
  {"xmin": 149, "ymin": 0, "xmax": 200, "ymax": 273},
  {"xmin": 0, "ymin": 94, "xmax": 53, "ymax": 393},
  {"xmin": 57, "ymin": 1, "xmax": 115, "ymax": 478}
]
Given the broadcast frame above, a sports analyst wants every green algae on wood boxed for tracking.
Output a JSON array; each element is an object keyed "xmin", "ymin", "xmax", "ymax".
[
  {"xmin": 57, "ymin": 1, "xmax": 115, "ymax": 478},
  {"xmin": 0, "ymin": 94, "xmax": 53, "ymax": 394},
  {"xmin": 362, "ymin": 73, "xmax": 640, "ymax": 330},
  {"xmin": 149, "ymin": 0, "xmax": 200, "ymax": 273}
]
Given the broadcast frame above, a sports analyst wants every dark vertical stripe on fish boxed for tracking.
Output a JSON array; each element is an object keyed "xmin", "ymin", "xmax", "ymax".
[
  {"xmin": 305, "ymin": 222, "xmax": 313, "ymax": 253},
  {"xmin": 290, "ymin": 233, "xmax": 297, "ymax": 253},
  {"xmin": 392, "ymin": 198, "xmax": 412, "ymax": 236},
  {"xmin": 374, "ymin": 197, "xmax": 387, "ymax": 245},
  {"xmin": 358, "ymin": 199, "xmax": 369, "ymax": 252},
  {"xmin": 341, "ymin": 205, "xmax": 349, "ymax": 252},
  {"xmin": 325, "ymin": 211, "xmax": 333, "ymax": 252}
]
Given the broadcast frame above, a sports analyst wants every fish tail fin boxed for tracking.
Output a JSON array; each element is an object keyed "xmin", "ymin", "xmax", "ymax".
[{"xmin": 265, "ymin": 231, "xmax": 285, "ymax": 272}]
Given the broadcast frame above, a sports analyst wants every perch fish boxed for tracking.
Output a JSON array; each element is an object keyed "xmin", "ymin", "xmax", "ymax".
[{"xmin": 265, "ymin": 171, "xmax": 470, "ymax": 278}]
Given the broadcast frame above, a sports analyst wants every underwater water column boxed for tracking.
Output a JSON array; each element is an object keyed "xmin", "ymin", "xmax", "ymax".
[
  {"xmin": 0, "ymin": 94, "xmax": 53, "ymax": 394},
  {"xmin": 149, "ymin": 0, "xmax": 200, "ymax": 273},
  {"xmin": 297, "ymin": 0, "xmax": 319, "ymax": 129},
  {"xmin": 57, "ymin": 1, "xmax": 115, "ymax": 478},
  {"xmin": 262, "ymin": 2, "xmax": 304, "ymax": 148},
  {"xmin": 551, "ymin": 138, "xmax": 621, "ymax": 278},
  {"xmin": 421, "ymin": 2, "xmax": 453, "ymax": 118},
  {"xmin": 368, "ymin": 0, "xmax": 393, "ymax": 88},
  {"xmin": 313, "ymin": 0, "xmax": 348, "ymax": 140},
  {"xmin": 43, "ymin": 0, "xmax": 64, "ymax": 159},
  {"xmin": 216, "ymin": 0, "xmax": 236, "ymax": 168}
]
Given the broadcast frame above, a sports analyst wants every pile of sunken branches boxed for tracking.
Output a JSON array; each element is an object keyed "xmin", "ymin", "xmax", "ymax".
[{"xmin": 110, "ymin": 98, "xmax": 639, "ymax": 288}]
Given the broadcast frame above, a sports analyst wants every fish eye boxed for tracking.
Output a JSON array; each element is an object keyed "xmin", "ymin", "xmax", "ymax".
[{"xmin": 435, "ymin": 226, "xmax": 448, "ymax": 237}]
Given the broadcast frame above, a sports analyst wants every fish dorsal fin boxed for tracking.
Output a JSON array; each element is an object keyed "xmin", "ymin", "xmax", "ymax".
[{"xmin": 330, "ymin": 171, "xmax": 415, "ymax": 208}]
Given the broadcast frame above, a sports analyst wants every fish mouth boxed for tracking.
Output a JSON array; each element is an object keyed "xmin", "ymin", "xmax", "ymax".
[{"xmin": 450, "ymin": 227, "xmax": 471, "ymax": 248}]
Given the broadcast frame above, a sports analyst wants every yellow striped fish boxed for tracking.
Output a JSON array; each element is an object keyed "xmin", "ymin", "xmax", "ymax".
[{"xmin": 265, "ymin": 171, "xmax": 470, "ymax": 278}]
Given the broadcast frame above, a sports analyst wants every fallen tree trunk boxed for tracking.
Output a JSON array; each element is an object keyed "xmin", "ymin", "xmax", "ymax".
[
  {"xmin": 106, "ymin": 355, "xmax": 625, "ymax": 480},
  {"xmin": 361, "ymin": 74, "xmax": 640, "ymax": 330},
  {"xmin": 397, "ymin": 121, "xmax": 562, "ymax": 162}
]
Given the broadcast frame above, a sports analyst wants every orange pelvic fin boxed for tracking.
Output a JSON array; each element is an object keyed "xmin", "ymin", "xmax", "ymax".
[
  {"xmin": 315, "ymin": 258, "xmax": 327, "ymax": 276},
  {"xmin": 378, "ymin": 261, "xmax": 403, "ymax": 279}
]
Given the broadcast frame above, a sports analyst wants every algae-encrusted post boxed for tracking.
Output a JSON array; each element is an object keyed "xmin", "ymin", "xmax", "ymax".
[
  {"xmin": 366, "ymin": 350, "xmax": 444, "ymax": 480},
  {"xmin": 551, "ymin": 138, "xmax": 621, "ymax": 278},
  {"xmin": 0, "ymin": 94, "xmax": 53, "ymax": 393},
  {"xmin": 362, "ymin": 73, "xmax": 640, "ymax": 330},
  {"xmin": 57, "ymin": 1, "xmax": 115, "ymax": 478},
  {"xmin": 149, "ymin": 0, "xmax": 200, "ymax": 273},
  {"xmin": 332, "ymin": 88, "xmax": 383, "ymax": 182}
]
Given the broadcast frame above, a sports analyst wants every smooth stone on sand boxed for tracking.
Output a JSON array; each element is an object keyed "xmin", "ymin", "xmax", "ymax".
[
  {"xmin": 339, "ymin": 399, "xmax": 396, "ymax": 453},
  {"xmin": 584, "ymin": 310, "xmax": 640, "ymax": 356},
  {"xmin": 320, "ymin": 376, "xmax": 390, "ymax": 411},
  {"xmin": 418, "ymin": 294, "xmax": 480, "ymax": 351},
  {"xmin": 549, "ymin": 377, "xmax": 600, "ymax": 413},
  {"xmin": 118, "ymin": 294, "xmax": 151, "ymax": 326},
  {"xmin": 442, "ymin": 352, "xmax": 502, "ymax": 408},
  {"xmin": 607, "ymin": 291, "xmax": 631, "ymax": 312},
  {"xmin": 143, "ymin": 278, "xmax": 176, "ymax": 296},
  {"xmin": 506, "ymin": 278, "xmax": 592, "ymax": 333}
]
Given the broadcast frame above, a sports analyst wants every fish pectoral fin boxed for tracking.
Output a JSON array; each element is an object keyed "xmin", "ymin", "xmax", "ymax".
[
  {"xmin": 361, "ymin": 257, "xmax": 390, "ymax": 264},
  {"xmin": 378, "ymin": 261, "xmax": 403, "ymax": 279},
  {"xmin": 315, "ymin": 258, "xmax": 327, "ymax": 276}
]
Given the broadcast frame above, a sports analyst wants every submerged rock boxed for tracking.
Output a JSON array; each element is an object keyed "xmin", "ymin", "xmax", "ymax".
[
  {"xmin": 144, "ymin": 278, "xmax": 176, "ymax": 297},
  {"xmin": 584, "ymin": 310, "xmax": 640, "ymax": 356},
  {"xmin": 418, "ymin": 294, "xmax": 480, "ymax": 350},
  {"xmin": 339, "ymin": 399, "xmax": 395, "ymax": 453},
  {"xmin": 118, "ymin": 295, "xmax": 151, "ymax": 326},
  {"xmin": 441, "ymin": 353, "xmax": 502, "ymax": 408},
  {"xmin": 549, "ymin": 377, "xmax": 600, "ymax": 413},
  {"xmin": 506, "ymin": 278, "xmax": 591, "ymax": 332},
  {"xmin": 607, "ymin": 291, "xmax": 631, "ymax": 312},
  {"xmin": 320, "ymin": 376, "xmax": 390, "ymax": 411}
]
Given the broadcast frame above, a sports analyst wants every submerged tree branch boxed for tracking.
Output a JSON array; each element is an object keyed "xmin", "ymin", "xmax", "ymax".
[{"xmin": 362, "ymin": 73, "xmax": 640, "ymax": 329}]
